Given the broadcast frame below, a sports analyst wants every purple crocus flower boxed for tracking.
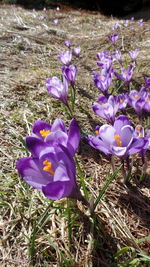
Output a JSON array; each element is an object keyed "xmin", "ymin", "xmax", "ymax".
[
  {"xmin": 72, "ymin": 46, "xmax": 80, "ymax": 57},
  {"xmin": 112, "ymin": 22, "xmax": 120, "ymax": 30},
  {"xmin": 65, "ymin": 40, "xmax": 71, "ymax": 48},
  {"xmin": 115, "ymin": 93, "xmax": 128, "ymax": 110},
  {"xmin": 87, "ymin": 115, "xmax": 147, "ymax": 159},
  {"xmin": 134, "ymin": 125, "xmax": 150, "ymax": 156},
  {"xmin": 93, "ymin": 95, "xmax": 119, "ymax": 124},
  {"xmin": 97, "ymin": 51, "xmax": 110, "ymax": 61},
  {"xmin": 112, "ymin": 50, "xmax": 122, "ymax": 65},
  {"xmin": 58, "ymin": 51, "xmax": 72, "ymax": 66},
  {"xmin": 129, "ymin": 49, "xmax": 139, "ymax": 62},
  {"xmin": 145, "ymin": 77, "xmax": 150, "ymax": 89},
  {"xmin": 46, "ymin": 76, "xmax": 68, "ymax": 105},
  {"xmin": 62, "ymin": 65, "xmax": 77, "ymax": 88},
  {"xmin": 114, "ymin": 65, "xmax": 133, "ymax": 85},
  {"xmin": 128, "ymin": 89, "xmax": 146, "ymax": 115},
  {"xmin": 97, "ymin": 58, "xmax": 113, "ymax": 72},
  {"xmin": 93, "ymin": 71, "xmax": 112, "ymax": 96},
  {"xmin": 17, "ymin": 144, "xmax": 83, "ymax": 201},
  {"xmin": 108, "ymin": 33, "xmax": 119, "ymax": 44},
  {"xmin": 143, "ymin": 92, "xmax": 150, "ymax": 113},
  {"xmin": 26, "ymin": 118, "xmax": 80, "ymax": 157}
]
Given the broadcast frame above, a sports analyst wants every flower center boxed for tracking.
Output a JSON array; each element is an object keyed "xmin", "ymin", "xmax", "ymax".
[
  {"xmin": 134, "ymin": 94, "xmax": 139, "ymax": 99},
  {"xmin": 136, "ymin": 126, "xmax": 143, "ymax": 137},
  {"xmin": 95, "ymin": 130, "xmax": 99, "ymax": 135},
  {"xmin": 114, "ymin": 135, "xmax": 122, "ymax": 147},
  {"xmin": 40, "ymin": 129, "xmax": 50, "ymax": 138},
  {"xmin": 120, "ymin": 99, "xmax": 123, "ymax": 103},
  {"xmin": 136, "ymin": 125, "xmax": 141, "ymax": 132},
  {"xmin": 43, "ymin": 160, "xmax": 54, "ymax": 175}
]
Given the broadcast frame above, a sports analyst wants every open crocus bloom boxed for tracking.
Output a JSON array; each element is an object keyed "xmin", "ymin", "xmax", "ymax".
[
  {"xmin": 46, "ymin": 76, "xmax": 68, "ymax": 105},
  {"xmin": 93, "ymin": 95, "xmax": 119, "ymax": 124},
  {"xmin": 128, "ymin": 88, "xmax": 147, "ymax": 115},
  {"xmin": 114, "ymin": 65, "xmax": 133, "ymax": 85},
  {"xmin": 17, "ymin": 145, "xmax": 82, "ymax": 201},
  {"xmin": 115, "ymin": 93, "xmax": 128, "ymax": 110},
  {"xmin": 88, "ymin": 115, "xmax": 147, "ymax": 159},
  {"xmin": 26, "ymin": 118, "xmax": 80, "ymax": 157}
]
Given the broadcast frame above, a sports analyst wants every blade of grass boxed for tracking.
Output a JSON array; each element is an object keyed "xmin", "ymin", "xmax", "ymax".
[{"xmin": 91, "ymin": 166, "xmax": 121, "ymax": 214}]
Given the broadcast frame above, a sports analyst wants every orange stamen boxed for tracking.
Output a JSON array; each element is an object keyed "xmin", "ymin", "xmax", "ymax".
[
  {"xmin": 134, "ymin": 95, "xmax": 139, "ymax": 99},
  {"xmin": 114, "ymin": 135, "xmax": 122, "ymax": 147},
  {"xmin": 136, "ymin": 125, "xmax": 141, "ymax": 132},
  {"xmin": 95, "ymin": 130, "xmax": 99, "ymax": 135},
  {"xmin": 40, "ymin": 129, "xmax": 50, "ymax": 138},
  {"xmin": 43, "ymin": 160, "xmax": 54, "ymax": 175}
]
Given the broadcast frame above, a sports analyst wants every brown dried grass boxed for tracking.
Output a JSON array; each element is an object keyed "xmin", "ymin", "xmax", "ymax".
[{"xmin": 0, "ymin": 3, "xmax": 150, "ymax": 267}]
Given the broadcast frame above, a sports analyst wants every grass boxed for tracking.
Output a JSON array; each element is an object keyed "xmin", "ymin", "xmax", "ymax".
[{"xmin": 0, "ymin": 2, "xmax": 150, "ymax": 267}]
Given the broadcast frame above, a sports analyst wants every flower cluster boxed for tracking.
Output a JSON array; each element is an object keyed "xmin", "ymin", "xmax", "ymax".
[
  {"xmin": 17, "ymin": 23, "xmax": 150, "ymax": 205},
  {"xmin": 17, "ymin": 119, "xmax": 85, "ymax": 202}
]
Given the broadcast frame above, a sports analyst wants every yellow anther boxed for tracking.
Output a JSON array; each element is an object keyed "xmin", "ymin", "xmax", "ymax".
[
  {"xmin": 120, "ymin": 99, "xmax": 123, "ymax": 103},
  {"xmin": 136, "ymin": 125, "xmax": 141, "ymax": 132},
  {"xmin": 136, "ymin": 126, "xmax": 143, "ymax": 137},
  {"xmin": 134, "ymin": 95, "xmax": 139, "ymax": 99},
  {"xmin": 40, "ymin": 129, "xmax": 50, "ymax": 138},
  {"xmin": 43, "ymin": 160, "xmax": 54, "ymax": 175},
  {"xmin": 114, "ymin": 135, "xmax": 122, "ymax": 147},
  {"xmin": 146, "ymin": 97, "xmax": 149, "ymax": 102},
  {"xmin": 95, "ymin": 130, "xmax": 99, "ymax": 135}
]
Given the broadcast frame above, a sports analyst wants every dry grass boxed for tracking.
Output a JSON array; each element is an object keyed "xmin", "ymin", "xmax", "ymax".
[{"xmin": 0, "ymin": 3, "xmax": 150, "ymax": 267}]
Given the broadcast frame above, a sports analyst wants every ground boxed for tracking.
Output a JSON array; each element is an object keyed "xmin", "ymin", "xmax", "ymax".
[{"xmin": 0, "ymin": 3, "xmax": 150, "ymax": 267}]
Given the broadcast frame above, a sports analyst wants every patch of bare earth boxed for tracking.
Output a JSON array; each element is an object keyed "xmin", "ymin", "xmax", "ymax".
[{"xmin": 0, "ymin": 3, "xmax": 150, "ymax": 267}]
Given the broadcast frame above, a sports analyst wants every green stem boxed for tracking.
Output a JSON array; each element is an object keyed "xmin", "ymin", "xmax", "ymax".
[
  {"xmin": 70, "ymin": 85, "xmax": 76, "ymax": 112},
  {"xmin": 91, "ymin": 168, "xmax": 119, "ymax": 214},
  {"xmin": 75, "ymin": 156, "xmax": 88, "ymax": 200}
]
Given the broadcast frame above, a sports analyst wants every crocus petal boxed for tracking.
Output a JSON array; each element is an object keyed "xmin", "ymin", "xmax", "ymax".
[
  {"xmin": 51, "ymin": 118, "xmax": 67, "ymax": 133},
  {"xmin": 26, "ymin": 137, "xmax": 48, "ymax": 157},
  {"xmin": 99, "ymin": 124, "xmax": 116, "ymax": 144},
  {"xmin": 67, "ymin": 119, "xmax": 80, "ymax": 155},
  {"xmin": 88, "ymin": 135, "xmax": 111, "ymax": 155},
  {"xmin": 46, "ymin": 131, "xmax": 68, "ymax": 147},
  {"xmin": 32, "ymin": 120, "xmax": 51, "ymax": 139},
  {"xmin": 17, "ymin": 157, "xmax": 50, "ymax": 190},
  {"xmin": 111, "ymin": 146, "xmax": 127, "ymax": 157},
  {"xmin": 114, "ymin": 115, "xmax": 131, "ymax": 134},
  {"xmin": 43, "ymin": 180, "xmax": 73, "ymax": 200},
  {"xmin": 128, "ymin": 138, "xmax": 147, "ymax": 155},
  {"xmin": 120, "ymin": 125, "xmax": 134, "ymax": 147}
]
